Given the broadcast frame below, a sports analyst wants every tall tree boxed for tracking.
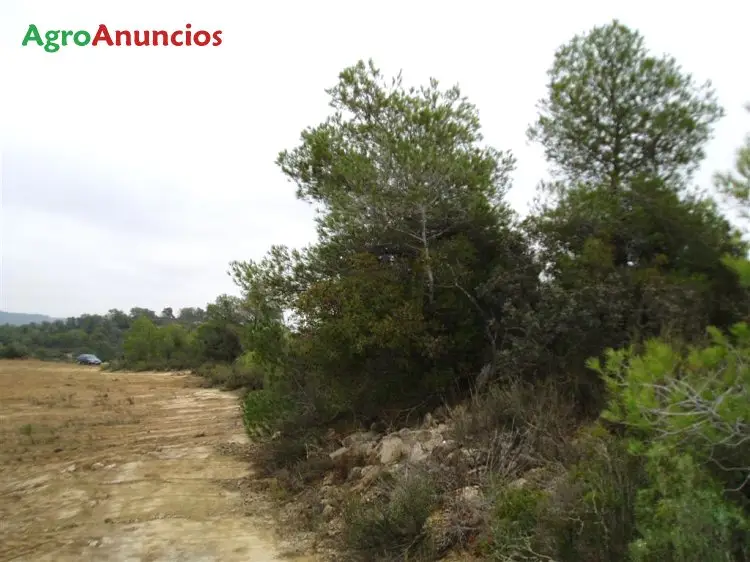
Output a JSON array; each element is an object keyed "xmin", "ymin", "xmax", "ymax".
[
  {"xmin": 528, "ymin": 20, "xmax": 723, "ymax": 190},
  {"xmin": 193, "ymin": 295, "xmax": 245, "ymax": 363},
  {"xmin": 277, "ymin": 60, "xmax": 517, "ymax": 305},
  {"xmin": 123, "ymin": 315, "xmax": 162, "ymax": 364},
  {"xmin": 520, "ymin": 22, "xmax": 745, "ymax": 410},
  {"xmin": 234, "ymin": 60, "xmax": 536, "ymax": 419}
]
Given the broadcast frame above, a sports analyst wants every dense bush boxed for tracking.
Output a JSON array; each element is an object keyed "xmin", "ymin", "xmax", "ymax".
[
  {"xmin": 591, "ymin": 325, "xmax": 750, "ymax": 558},
  {"xmin": 477, "ymin": 321, "xmax": 750, "ymax": 561},
  {"xmin": 342, "ymin": 470, "xmax": 441, "ymax": 561},
  {"xmin": 0, "ymin": 341, "xmax": 31, "ymax": 359}
]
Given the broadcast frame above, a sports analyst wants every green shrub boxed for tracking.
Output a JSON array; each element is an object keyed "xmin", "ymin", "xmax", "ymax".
[
  {"xmin": 591, "ymin": 323, "xmax": 750, "ymax": 498},
  {"xmin": 225, "ymin": 352, "xmax": 264, "ymax": 390},
  {"xmin": 545, "ymin": 425, "xmax": 643, "ymax": 562},
  {"xmin": 481, "ymin": 485, "xmax": 547, "ymax": 561},
  {"xmin": 0, "ymin": 342, "xmax": 30, "ymax": 359},
  {"xmin": 629, "ymin": 446, "xmax": 749, "ymax": 562},
  {"xmin": 342, "ymin": 470, "xmax": 440, "ymax": 561},
  {"xmin": 587, "ymin": 323, "xmax": 750, "ymax": 560},
  {"xmin": 453, "ymin": 379, "xmax": 578, "ymax": 469}
]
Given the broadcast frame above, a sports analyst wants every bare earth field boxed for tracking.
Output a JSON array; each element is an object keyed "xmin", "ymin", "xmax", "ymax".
[{"xmin": 0, "ymin": 360, "xmax": 315, "ymax": 562}]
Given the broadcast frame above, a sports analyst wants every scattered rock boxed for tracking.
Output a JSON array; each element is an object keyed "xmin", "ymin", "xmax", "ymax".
[
  {"xmin": 449, "ymin": 486, "xmax": 486, "ymax": 528},
  {"xmin": 294, "ymin": 418, "xmax": 499, "ymax": 557},
  {"xmin": 342, "ymin": 431, "xmax": 378, "ymax": 448},
  {"xmin": 508, "ymin": 477, "xmax": 528, "ymax": 490},
  {"xmin": 408, "ymin": 442, "xmax": 429, "ymax": 463},
  {"xmin": 446, "ymin": 448, "xmax": 486, "ymax": 469},
  {"xmin": 456, "ymin": 486, "xmax": 484, "ymax": 508},
  {"xmin": 352, "ymin": 465, "xmax": 383, "ymax": 491},
  {"xmin": 321, "ymin": 504, "xmax": 335, "ymax": 520},
  {"xmin": 319, "ymin": 485, "xmax": 345, "ymax": 507},
  {"xmin": 375, "ymin": 435, "xmax": 407, "ymax": 464},
  {"xmin": 431, "ymin": 439, "xmax": 460, "ymax": 462},
  {"xmin": 351, "ymin": 440, "xmax": 377, "ymax": 458},
  {"xmin": 329, "ymin": 447, "xmax": 349, "ymax": 464}
]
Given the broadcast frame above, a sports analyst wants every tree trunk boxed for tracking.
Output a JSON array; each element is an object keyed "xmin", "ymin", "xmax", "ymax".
[{"xmin": 420, "ymin": 206, "xmax": 435, "ymax": 303}]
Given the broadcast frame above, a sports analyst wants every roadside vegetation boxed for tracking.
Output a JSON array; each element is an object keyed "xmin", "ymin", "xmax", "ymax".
[{"xmin": 3, "ymin": 19, "xmax": 750, "ymax": 561}]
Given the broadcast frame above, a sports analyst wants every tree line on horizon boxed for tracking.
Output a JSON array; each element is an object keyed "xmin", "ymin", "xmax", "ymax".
[
  {"xmin": 4, "ymin": 19, "xmax": 750, "ymax": 560},
  {"xmin": 0, "ymin": 303, "xmax": 233, "ymax": 363}
]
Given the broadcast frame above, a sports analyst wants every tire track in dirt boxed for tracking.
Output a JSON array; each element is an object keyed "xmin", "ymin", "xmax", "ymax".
[{"xmin": 0, "ymin": 361, "xmax": 317, "ymax": 562}]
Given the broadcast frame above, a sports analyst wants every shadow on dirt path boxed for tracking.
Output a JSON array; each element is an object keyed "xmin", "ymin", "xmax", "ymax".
[{"xmin": 0, "ymin": 360, "xmax": 317, "ymax": 562}]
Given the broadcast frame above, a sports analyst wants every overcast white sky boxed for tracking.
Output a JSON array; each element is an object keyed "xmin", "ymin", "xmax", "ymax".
[{"xmin": 0, "ymin": 0, "xmax": 747, "ymax": 318}]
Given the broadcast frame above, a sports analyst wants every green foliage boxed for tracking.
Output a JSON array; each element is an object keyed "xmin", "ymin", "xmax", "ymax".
[
  {"xmin": 548, "ymin": 426, "xmax": 643, "ymax": 562},
  {"xmin": 0, "ymin": 341, "xmax": 31, "ymax": 359},
  {"xmin": 528, "ymin": 19, "xmax": 723, "ymax": 188},
  {"xmin": 192, "ymin": 295, "xmax": 246, "ymax": 363},
  {"xmin": 479, "ymin": 425, "xmax": 641, "ymax": 562},
  {"xmin": 193, "ymin": 352, "xmax": 265, "ymax": 391},
  {"xmin": 241, "ymin": 388, "xmax": 295, "ymax": 440},
  {"xmin": 520, "ymin": 21, "xmax": 747, "ymax": 406},
  {"xmin": 233, "ymin": 59, "xmax": 538, "ymax": 428},
  {"xmin": 0, "ymin": 306, "xmax": 207, "ymax": 363},
  {"xmin": 123, "ymin": 315, "xmax": 162, "ymax": 365},
  {"xmin": 630, "ymin": 447, "xmax": 749, "ymax": 562},
  {"xmin": 588, "ymin": 325, "xmax": 750, "ymax": 560},
  {"xmin": 591, "ymin": 324, "xmax": 750, "ymax": 481},
  {"xmin": 232, "ymin": 37, "xmax": 750, "ymax": 562},
  {"xmin": 481, "ymin": 486, "xmax": 547, "ymax": 561}
]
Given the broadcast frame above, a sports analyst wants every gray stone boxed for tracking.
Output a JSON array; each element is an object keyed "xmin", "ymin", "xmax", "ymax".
[
  {"xmin": 342, "ymin": 431, "xmax": 378, "ymax": 448},
  {"xmin": 359, "ymin": 465, "xmax": 383, "ymax": 486},
  {"xmin": 377, "ymin": 435, "xmax": 407, "ymax": 464},
  {"xmin": 408, "ymin": 442, "xmax": 429, "ymax": 463},
  {"xmin": 329, "ymin": 446, "xmax": 349, "ymax": 463}
]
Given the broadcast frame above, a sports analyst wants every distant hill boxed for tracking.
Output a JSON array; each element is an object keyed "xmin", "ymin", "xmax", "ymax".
[{"xmin": 0, "ymin": 311, "xmax": 57, "ymax": 326}]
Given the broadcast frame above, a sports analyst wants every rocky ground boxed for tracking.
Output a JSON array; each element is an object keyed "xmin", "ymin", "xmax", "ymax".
[{"xmin": 259, "ymin": 405, "xmax": 533, "ymax": 560}]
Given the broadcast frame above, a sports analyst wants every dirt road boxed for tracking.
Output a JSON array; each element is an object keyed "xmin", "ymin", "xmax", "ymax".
[{"xmin": 0, "ymin": 360, "xmax": 315, "ymax": 562}]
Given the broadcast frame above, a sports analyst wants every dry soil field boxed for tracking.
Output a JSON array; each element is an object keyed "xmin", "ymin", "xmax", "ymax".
[{"xmin": 0, "ymin": 360, "xmax": 316, "ymax": 562}]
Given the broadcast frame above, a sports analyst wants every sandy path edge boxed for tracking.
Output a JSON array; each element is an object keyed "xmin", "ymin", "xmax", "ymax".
[{"xmin": 0, "ymin": 361, "xmax": 318, "ymax": 562}]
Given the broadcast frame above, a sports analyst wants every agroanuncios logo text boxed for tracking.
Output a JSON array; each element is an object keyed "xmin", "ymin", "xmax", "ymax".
[{"xmin": 22, "ymin": 23, "xmax": 223, "ymax": 53}]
